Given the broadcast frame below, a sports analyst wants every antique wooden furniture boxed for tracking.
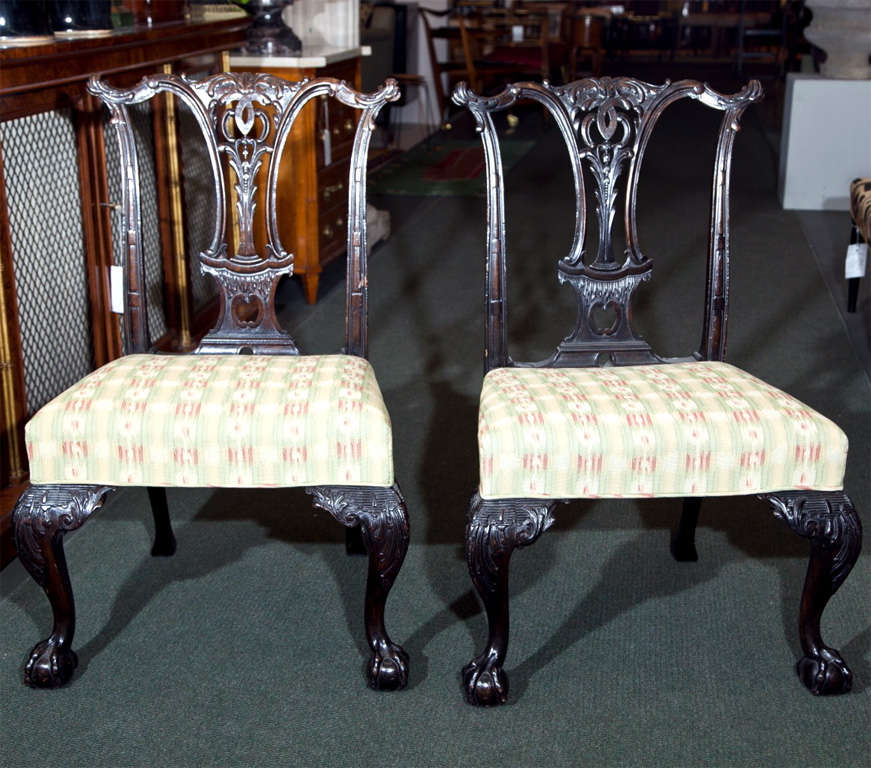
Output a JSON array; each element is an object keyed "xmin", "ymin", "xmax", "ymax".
[
  {"xmin": 0, "ymin": 19, "xmax": 249, "ymax": 568},
  {"xmin": 563, "ymin": 9, "xmax": 607, "ymax": 78},
  {"xmin": 453, "ymin": 76, "xmax": 862, "ymax": 705},
  {"xmin": 11, "ymin": 71, "xmax": 410, "ymax": 691},
  {"xmin": 420, "ymin": 6, "xmax": 469, "ymax": 126},
  {"xmin": 847, "ymin": 178, "xmax": 870, "ymax": 313},
  {"xmin": 457, "ymin": 9, "xmax": 551, "ymax": 95},
  {"xmin": 230, "ymin": 50, "xmax": 367, "ymax": 304}
]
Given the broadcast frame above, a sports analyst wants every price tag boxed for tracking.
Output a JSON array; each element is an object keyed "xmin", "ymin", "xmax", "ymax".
[
  {"xmin": 512, "ymin": 24, "xmax": 524, "ymax": 42},
  {"xmin": 845, "ymin": 242, "xmax": 868, "ymax": 279},
  {"xmin": 110, "ymin": 265, "xmax": 124, "ymax": 314},
  {"xmin": 321, "ymin": 98, "xmax": 332, "ymax": 166}
]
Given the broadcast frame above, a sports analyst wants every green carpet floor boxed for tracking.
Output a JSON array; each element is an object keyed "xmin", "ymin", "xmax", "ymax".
[{"xmin": 1, "ymin": 93, "xmax": 869, "ymax": 768}]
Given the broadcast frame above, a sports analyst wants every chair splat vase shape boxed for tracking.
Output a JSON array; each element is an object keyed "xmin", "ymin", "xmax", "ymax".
[
  {"xmin": 453, "ymin": 77, "xmax": 862, "ymax": 705},
  {"xmin": 12, "ymin": 72, "xmax": 411, "ymax": 691}
]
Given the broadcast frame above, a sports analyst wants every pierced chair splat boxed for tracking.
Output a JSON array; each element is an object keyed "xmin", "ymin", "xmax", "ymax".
[
  {"xmin": 12, "ymin": 72, "xmax": 410, "ymax": 691},
  {"xmin": 453, "ymin": 76, "xmax": 862, "ymax": 705}
]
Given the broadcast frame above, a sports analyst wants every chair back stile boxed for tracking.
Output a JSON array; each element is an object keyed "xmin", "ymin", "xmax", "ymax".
[
  {"xmin": 453, "ymin": 77, "xmax": 762, "ymax": 373},
  {"xmin": 88, "ymin": 73, "xmax": 400, "ymax": 358}
]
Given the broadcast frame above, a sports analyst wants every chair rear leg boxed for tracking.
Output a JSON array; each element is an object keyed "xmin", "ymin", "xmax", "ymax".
[
  {"xmin": 463, "ymin": 494, "xmax": 556, "ymax": 706},
  {"xmin": 12, "ymin": 484, "xmax": 113, "ymax": 687},
  {"xmin": 146, "ymin": 487, "xmax": 176, "ymax": 556},
  {"xmin": 307, "ymin": 484, "xmax": 410, "ymax": 690},
  {"xmin": 671, "ymin": 497, "xmax": 701, "ymax": 561},
  {"xmin": 763, "ymin": 490, "xmax": 862, "ymax": 695}
]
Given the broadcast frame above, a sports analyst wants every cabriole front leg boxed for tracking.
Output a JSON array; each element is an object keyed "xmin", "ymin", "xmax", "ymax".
[
  {"xmin": 12, "ymin": 484, "xmax": 114, "ymax": 688},
  {"xmin": 307, "ymin": 484, "xmax": 410, "ymax": 690},
  {"xmin": 463, "ymin": 494, "xmax": 557, "ymax": 706},
  {"xmin": 763, "ymin": 490, "xmax": 862, "ymax": 695}
]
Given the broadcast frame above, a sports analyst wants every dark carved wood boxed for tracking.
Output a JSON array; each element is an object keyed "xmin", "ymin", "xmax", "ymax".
[
  {"xmin": 452, "ymin": 77, "xmax": 763, "ymax": 370},
  {"xmin": 307, "ymin": 484, "xmax": 410, "ymax": 690},
  {"xmin": 89, "ymin": 72, "xmax": 399, "ymax": 356},
  {"xmin": 12, "ymin": 484, "xmax": 114, "ymax": 687},
  {"xmin": 463, "ymin": 493, "xmax": 558, "ymax": 706},
  {"xmin": 671, "ymin": 497, "xmax": 702, "ymax": 562},
  {"xmin": 762, "ymin": 490, "xmax": 862, "ymax": 695}
]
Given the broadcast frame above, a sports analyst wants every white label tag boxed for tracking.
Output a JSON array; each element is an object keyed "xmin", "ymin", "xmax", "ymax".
[
  {"xmin": 110, "ymin": 265, "xmax": 124, "ymax": 314},
  {"xmin": 512, "ymin": 24, "xmax": 524, "ymax": 42},
  {"xmin": 845, "ymin": 242, "xmax": 868, "ymax": 279},
  {"xmin": 321, "ymin": 98, "xmax": 332, "ymax": 166},
  {"xmin": 321, "ymin": 128, "xmax": 332, "ymax": 167}
]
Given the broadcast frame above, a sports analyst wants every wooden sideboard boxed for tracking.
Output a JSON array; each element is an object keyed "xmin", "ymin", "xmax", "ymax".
[
  {"xmin": 230, "ymin": 50, "xmax": 365, "ymax": 305},
  {"xmin": 0, "ymin": 18, "xmax": 249, "ymax": 566}
]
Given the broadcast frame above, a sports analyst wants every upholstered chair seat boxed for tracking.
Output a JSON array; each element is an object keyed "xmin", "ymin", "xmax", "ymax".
[
  {"xmin": 26, "ymin": 354, "xmax": 393, "ymax": 488},
  {"xmin": 478, "ymin": 362, "xmax": 847, "ymax": 500}
]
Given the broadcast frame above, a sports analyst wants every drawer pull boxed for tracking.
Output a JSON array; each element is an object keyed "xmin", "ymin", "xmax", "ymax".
[
  {"xmin": 343, "ymin": 118, "xmax": 354, "ymax": 133},
  {"xmin": 322, "ymin": 225, "xmax": 334, "ymax": 239},
  {"xmin": 322, "ymin": 181, "xmax": 344, "ymax": 200}
]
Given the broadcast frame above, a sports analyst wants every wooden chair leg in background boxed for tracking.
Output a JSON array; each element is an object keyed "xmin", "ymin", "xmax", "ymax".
[
  {"xmin": 847, "ymin": 222, "xmax": 864, "ymax": 313},
  {"xmin": 672, "ymin": 497, "xmax": 701, "ymax": 562},
  {"xmin": 146, "ymin": 487, "xmax": 176, "ymax": 556}
]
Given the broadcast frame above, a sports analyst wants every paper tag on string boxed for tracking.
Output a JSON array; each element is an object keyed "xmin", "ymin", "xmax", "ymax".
[
  {"xmin": 845, "ymin": 243, "xmax": 868, "ymax": 279},
  {"xmin": 110, "ymin": 265, "xmax": 124, "ymax": 314}
]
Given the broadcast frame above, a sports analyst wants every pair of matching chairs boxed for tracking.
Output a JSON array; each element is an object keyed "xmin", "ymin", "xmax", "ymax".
[{"xmin": 12, "ymin": 71, "xmax": 862, "ymax": 705}]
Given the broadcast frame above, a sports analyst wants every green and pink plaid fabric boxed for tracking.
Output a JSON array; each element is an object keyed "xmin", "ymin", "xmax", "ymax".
[
  {"xmin": 478, "ymin": 362, "xmax": 847, "ymax": 500},
  {"xmin": 26, "ymin": 354, "xmax": 394, "ymax": 487}
]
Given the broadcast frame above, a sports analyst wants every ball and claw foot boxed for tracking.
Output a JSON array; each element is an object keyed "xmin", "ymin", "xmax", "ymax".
[
  {"xmin": 24, "ymin": 639, "xmax": 78, "ymax": 688},
  {"xmin": 367, "ymin": 642, "xmax": 409, "ymax": 690},
  {"xmin": 798, "ymin": 648, "xmax": 853, "ymax": 696},
  {"xmin": 463, "ymin": 655, "xmax": 508, "ymax": 706}
]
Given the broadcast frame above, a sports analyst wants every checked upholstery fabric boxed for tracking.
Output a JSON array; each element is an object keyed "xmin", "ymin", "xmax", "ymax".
[
  {"xmin": 478, "ymin": 362, "xmax": 847, "ymax": 500},
  {"xmin": 26, "ymin": 353, "xmax": 394, "ymax": 488}
]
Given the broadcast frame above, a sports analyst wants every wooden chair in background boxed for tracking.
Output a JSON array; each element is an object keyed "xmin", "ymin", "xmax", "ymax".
[
  {"xmin": 453, "ymin": 76, "xmax": 862, "ymax": 705},
  {"xmin": 420, "ymin": 6, "xmax": 470, "ymax": 126},
  {"xmin": 12, "ymin": 72, "xmax": 411, "ymax": 691}
]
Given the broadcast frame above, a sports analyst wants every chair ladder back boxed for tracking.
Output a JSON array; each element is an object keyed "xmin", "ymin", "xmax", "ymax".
[
  {"xmin": 453, "ymin": 77, "xmax": 762, "ymax": 372},
  {"xmin": 89, "ymin": 73, "xmax": 399, "ymax": 357}
]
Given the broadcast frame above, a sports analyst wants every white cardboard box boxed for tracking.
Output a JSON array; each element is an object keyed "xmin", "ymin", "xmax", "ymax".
[{"xmin": 778, "ymin": 74, "xmax": 871, "ymax": 211}]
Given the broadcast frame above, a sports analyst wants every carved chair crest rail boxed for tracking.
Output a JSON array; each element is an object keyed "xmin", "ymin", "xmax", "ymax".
[
  {"xmin": 452, "ymin": 76, "xmax": 862, "ymax": 705},
  {"xmin": 12, "ymin": 72, "xmax": 411, "ymax": 691}
]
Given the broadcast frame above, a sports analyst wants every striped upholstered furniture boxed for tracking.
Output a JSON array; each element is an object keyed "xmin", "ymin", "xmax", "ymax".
[
  {"xmin": 847, "ymin": 178, "xmax": 870, "ymax": 312},
  {"xmin": 12, "ymin": 73, "xmax": 410, "ymax": 691},
  {"xmin": 454, "ymin": 77, "xmax": 862, "ymax": 705}
]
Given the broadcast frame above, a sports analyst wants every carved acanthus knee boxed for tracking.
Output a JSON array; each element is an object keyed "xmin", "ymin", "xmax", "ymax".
[
  {"xmin": 764, "ymin": 491, "xmax": 862, "ymax": 593},
  {"xmin": 13, "ymin": 485, "xmax": 114, "ymax": 587}
]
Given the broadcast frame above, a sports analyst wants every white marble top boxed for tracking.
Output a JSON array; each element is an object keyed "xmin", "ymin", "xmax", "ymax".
[{"xmin": 230, "ymin": 45, "xmax": 371, "ymax": 69}]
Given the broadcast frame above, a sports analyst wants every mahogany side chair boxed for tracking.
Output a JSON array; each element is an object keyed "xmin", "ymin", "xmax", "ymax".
[
  {"xmin": 12, "ymin": 72, "xmax": 410, "ymax": 691},
  {"xmin": 453, "ymin": 77, "xmax": 862, "ymax": 705}
]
